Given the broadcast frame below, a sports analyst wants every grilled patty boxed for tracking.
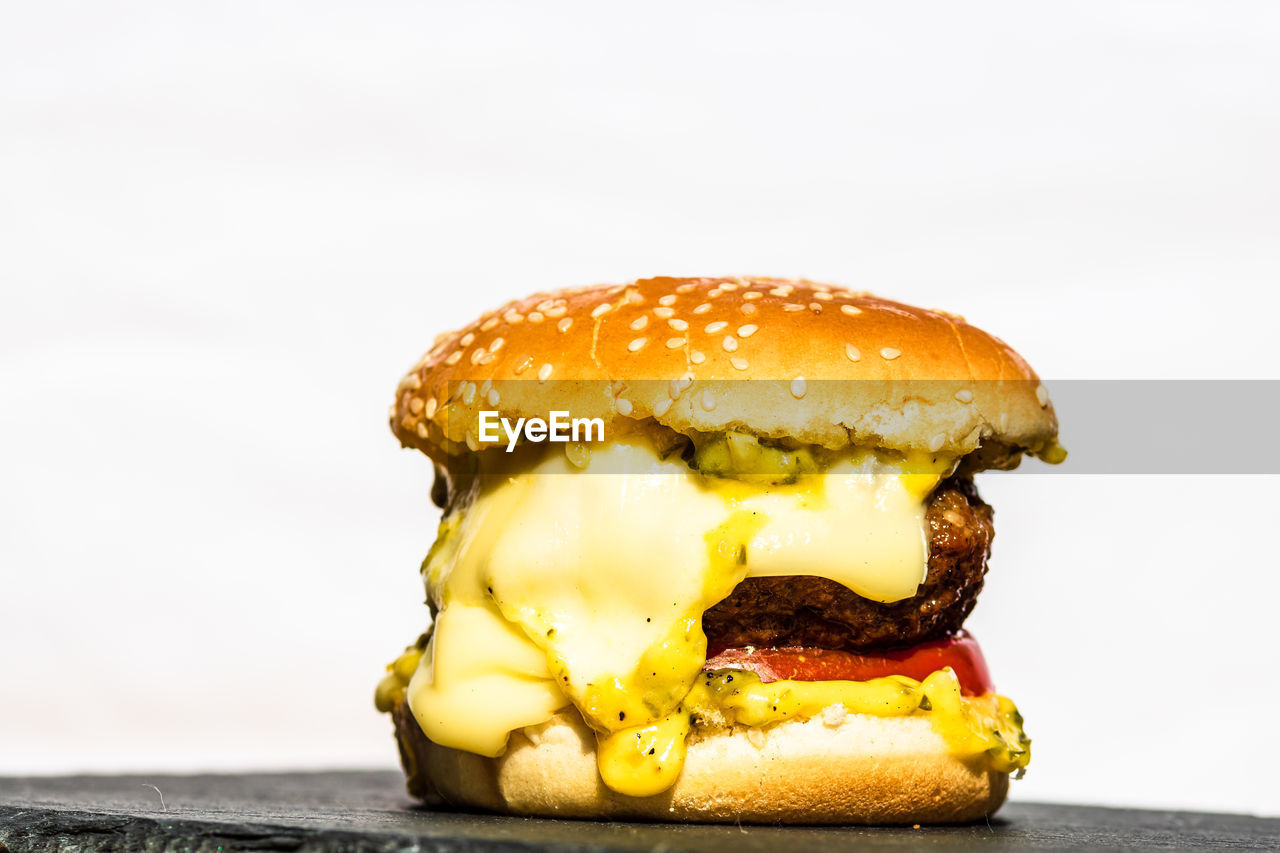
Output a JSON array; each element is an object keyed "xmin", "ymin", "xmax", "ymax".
[{"xmin": 702, "ymin": 477, "xmax": 994, "ymax": 652}]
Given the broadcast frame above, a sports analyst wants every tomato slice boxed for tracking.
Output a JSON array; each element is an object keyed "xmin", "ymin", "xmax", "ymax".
[{"xmin": 703, "ymin": 631, "xmax": 995, "ymax": 697}]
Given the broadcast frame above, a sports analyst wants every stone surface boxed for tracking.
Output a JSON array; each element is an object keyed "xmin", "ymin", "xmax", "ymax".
[{"xmin": 0, "ymin": 771, "xmax": 1277, "ymax": 852}]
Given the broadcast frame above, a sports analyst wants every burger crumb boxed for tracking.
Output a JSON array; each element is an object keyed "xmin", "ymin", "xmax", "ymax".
[
  {"xmin": 822, "ymin": 703, "xmax": 847, "ymax": 728},
  {"xmin": 745, "ymin": 727, "xmax": 767, "ymax": 749}
]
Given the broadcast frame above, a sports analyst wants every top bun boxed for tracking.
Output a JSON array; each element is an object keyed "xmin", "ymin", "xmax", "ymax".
[{"xmin": 391, "ymin": 277, "xmax": 1060, "ymax": 467}]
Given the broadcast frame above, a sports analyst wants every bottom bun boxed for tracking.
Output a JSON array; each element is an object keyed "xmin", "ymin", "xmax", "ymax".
[{"xmin": 392, "ymin": 700, "xmax": 1008, "ymax": 824}]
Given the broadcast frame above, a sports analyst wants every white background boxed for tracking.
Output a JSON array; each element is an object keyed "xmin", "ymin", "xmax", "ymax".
[{"xmin": 3, "ymin": 1, "xmax": 1278, "ymax": 817}]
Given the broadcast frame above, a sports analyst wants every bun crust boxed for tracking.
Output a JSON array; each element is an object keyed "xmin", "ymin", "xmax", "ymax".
[
  {"xmin": 391, "ymin": 277, "xmax": 1058, "ymax": 466},
  {"xmin": 392, "ymin": 700, "xmax": 1008, "ymax": 825}
]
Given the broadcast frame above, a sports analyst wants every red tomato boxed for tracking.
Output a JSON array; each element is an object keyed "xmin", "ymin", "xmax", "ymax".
[{"xmin": 703, "ymin": 631, "xmax": 995, "ymax": 696}]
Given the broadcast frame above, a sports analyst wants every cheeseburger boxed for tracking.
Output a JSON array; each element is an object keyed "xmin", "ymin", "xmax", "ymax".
[{"xmin": 375, "ymin": 276, "xmax": 1063, "ymax": 823}]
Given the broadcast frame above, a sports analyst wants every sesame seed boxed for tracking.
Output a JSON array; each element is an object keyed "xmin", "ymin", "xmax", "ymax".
[
  {"xmin": 416, "ymin": 422, "xmax": 429, "ymax": 439},
  {"xmin": 544, "ymin": 305, "xmax": 567, "ymax": 318},
  {"xmin": 737, "ymin": 324, "xmax": 758, "ymax": 338},
  {"xmin": 479, "ymin": 379, "xmax": 491, "ymax": 396},
  {"xmin": 538, "ymin": 363, "xmax": 554, "ymax": 382},
  {"xmin": 654, "ymin": 398, "xmax": 673, "ymax": 416},
  {"xmin": 814, "ymin": 292, "xmax": 833, "ymax": 301},
  {"xmin": 1036, "ymin": 385, "xmax": 1050, "ymax": 407},
  {"xmin": 530, "ymin": 311, "xmax": 546, "ymax": 323},
  {"xmin": 506, "ymin": 310, "xmax": 526, "ymax": 324},
  {"xmin": 840, "ymin": 304, "xmax": 862, "ymax": 316},
  {"xmin": 928, "ymin": 433, "xmax": 947, "ymax": 452},
  {"xmin": 591, "ymin": 303, "xmax": 611, "ymax": 318},
  {"xmin": 630, "ymin": 315, "xmax": 649, "ymax": 331},
  {"xmin": 424, "ymin": 397, "xmax": 438, "ymax": 418},
  {"xmin": 669, "ymin": 373, "xmax": 693, "ymax": 398},
  {"xmin": 708, "ymin": 288, "xmax": 723, "ymax": 298},
  {"xmin": 668, "ymin": 318, "xmax": 689, "ymax": 331},
  {"xmin": 535, "ymin": 299, "xmax": 555, "ymax": 312},
  {"xmin": 676, "ymin": 283, "xmax": 696, "ymax": 294},
  {"xmin": 954, "ymin": 389, "xmax": 973, "ymax": 403},
  {"xmin": 740, "ymin": 303, "xmax": 757, "ymax": 315},
  {"xmin": 666, "ymin": 337, "xmax": 686, "ymax": 349},
  {"xmin": 487, "ymin": 388, "xmax": 501, "ymax": 406},
  {"xmin": 742, "ymin": 291, "xmax": 763, "ymax": 301},
  {"xmin": 480, "ymin": 317, "xmax": 500, "ymax": 332},
  {"xmin": 489, "ymin": 337, "xmax": 505, "ymax": 352},
  {"xmin": 790, "ymin": 377, "xmax": 806, "ymax": 399},
  {"xmin": 769, "ymin": 287, "xmax": 792, "ymax": 297},
  {"xmin": 460, "ymin": 332, "xmax": 475, "ymax": 347},
  {"xmin": 880, "ymin": 347, "xmax": 901, "ymax": 360},
  {"xmin": 461, "ymin": 382, "xmax": 476, "ymax": 404},
  {"xmin": 444, "ymin": 351, "xmax": 462, "ymax": 366},
  {"xmin": 408, "ymin": 397, "xmax": 424, "ymax": 415},
  {"xmin": 690, "ymin": 350, "xmax": 706, "ymax": 364},
  {"xmin": 653, "ymin": 306, "xmax": 675, "ymax": 319},
  {"xmin": 470, "ymin": 348, "xmax": 489, "ymax": 364},
  {"xmin": 731, "ymin": 357, "xmax": 749, "ymax": 371},
  {"xmin": 626, "ymin": 290, "xmax": 644, "ymax": 305},
  {"xmin": 399, "ymin": 373, "xmax": 422, "ymax": 392},
  {"xmin": 616, "ymin": 397, "xmax": 634, "ymax": 416},
  {"xmin": 999, "ymin": 413, "xmax": 1010, "ymax": 432},
  {"xmin": 628, "ymin": 337, "xmax": 648, "ymax": 352},
  {"xmin": 659, "ymin": 294, "xmax": 677, "ymax": 307},
  {"xmin": 809, "ymin": 302, "xmax": 823, "ymax": 313},
  {"xmin": 465, "ymin": 430, "xmax": 478, "ymax": 452},
  {"xmin": 722, "ymin": 336, "xmax": 738, "ymax": 352},
  {"xmin": 514, "ymin": 355, "xmax": 534, "ymax": 375},
  {"xmin": 845, "ymin": 344, "xmax": 861, "ymax": 362},
  {"xmin": 693, "ymin": 303, "xmax": 712, "ymax": 314},
  {"xmin": 557, "ymin": 317, "xmax": 573, "ymax": 333},
  {"xmin": 720, "ymin": 282, "xmax": 739, "ymax": 291},
  {"xmin": 783, "ymin": 303, "xmax": 805, "ymax": 312},
  {"xmin": 705, "ymin": 321, "xmax": 728, "ymax": 334},
  {"xmin": 700, "ymin": 390, "xmax": 716, "ymax": 411}
]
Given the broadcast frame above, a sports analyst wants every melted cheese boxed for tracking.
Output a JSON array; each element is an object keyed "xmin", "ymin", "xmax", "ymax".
[
  {"xmin": 402, "ymin": 436, "xmax": 976, "ymax": 795},
  {"xmin": 380, "ymin": 649, "xmax": 1031, "ymax": 797},
  {"xmin": 596, "ymin": 667, "xmax": 1031, "ymax": 795}
]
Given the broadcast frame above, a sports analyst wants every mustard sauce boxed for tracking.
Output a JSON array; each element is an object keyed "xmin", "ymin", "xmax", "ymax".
[{"xmin": 378, "ymin": 647, "xmax": 1031, "ymax": 796}]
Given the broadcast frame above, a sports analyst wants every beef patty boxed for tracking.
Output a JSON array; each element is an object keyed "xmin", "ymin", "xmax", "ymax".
[{"xmin": 702, "ymin": 477, "xmax": 994, "ymax": 652}]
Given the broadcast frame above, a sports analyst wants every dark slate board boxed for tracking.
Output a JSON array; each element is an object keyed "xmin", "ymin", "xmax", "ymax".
[{"xmin": 0, "ymin": 771, "xmax": 1276, "ymax": 852}]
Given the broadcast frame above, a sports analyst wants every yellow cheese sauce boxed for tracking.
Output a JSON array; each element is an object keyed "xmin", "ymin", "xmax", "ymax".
[
  {"xmin": 378, "ymin": 647, "xmax": 1030, "ymax": 797},
  {"xmin": 597, "ymin": 667, "xmax": 1030, "ymax": 797},
  {"xmin": 373, "ymin": 645, "xmax": 422, "ymax": 713},
  {"xmin": 378, "ymin": 434, "xmax": 1029, "ymax": 797}
]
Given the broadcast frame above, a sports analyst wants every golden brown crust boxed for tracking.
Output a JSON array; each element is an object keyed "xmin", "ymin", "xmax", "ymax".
[
  {"xmin": 392, "ymin": 701, "xmax": 1008, "ymax": 824},
  {"xmin": 390, "ymin": 277, "xmax": 1059, "ymax": 466}
]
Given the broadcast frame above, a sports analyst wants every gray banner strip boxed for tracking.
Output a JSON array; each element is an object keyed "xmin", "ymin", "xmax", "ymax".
[
  {"xmin": 427, "ymin": 380, "xmax": 1280, "ymax": 475},
  {"xmin": 1043, "ymin": 380, "xmax": 1279, "ymax": 475}
]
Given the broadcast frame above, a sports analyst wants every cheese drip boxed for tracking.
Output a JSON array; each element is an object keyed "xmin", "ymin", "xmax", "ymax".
[
  {"xmin": 594, "ymin": 666, "xmax": 1031, "ymax": 796},
  {"xmin": 381, "ymin": 650, "xmax": 1031, "ymax": 796},
  {"xmin": 406, "ymin": 436, "xmax": 945, "ymax": 795}
]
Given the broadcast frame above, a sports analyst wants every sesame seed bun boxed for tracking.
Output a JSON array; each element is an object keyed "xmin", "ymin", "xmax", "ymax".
[
  {"xmin": 391, "ymin": 277, "xmax": 1059, "ymax": 466},
  {"xmin": 391, "ymin": 700, "xmax": 1008, "ymax": 824}
]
